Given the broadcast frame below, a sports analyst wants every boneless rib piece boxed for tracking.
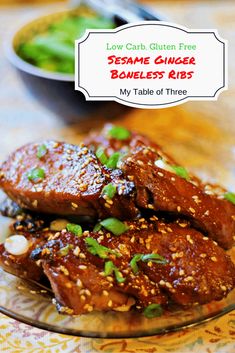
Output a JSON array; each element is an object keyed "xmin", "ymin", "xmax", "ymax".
[
  {"xmin": 33, "ymin": 218, "xmax": 235, "ymax": 315},
  {"xmin": 0, "ymin": 141, "xmax": 137, "ymax": 220},
  {"xmin": 86, "ymin": 125, "xmax": 235, "ymax": 249}
]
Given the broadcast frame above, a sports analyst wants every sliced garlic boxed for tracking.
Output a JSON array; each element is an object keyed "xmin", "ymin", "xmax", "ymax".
[
  {"xmin": 50, "ymin": 219, "xmax": 68, "ymax": 231},
  {"xmin": 4, "ymin": 235, "xmax": 29, "ymax": 256}
]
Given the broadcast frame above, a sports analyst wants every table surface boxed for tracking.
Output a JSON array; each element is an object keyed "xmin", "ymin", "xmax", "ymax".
[{"xmin": 0, "ymin": 1, "xmax": 235, "ymax": 352}]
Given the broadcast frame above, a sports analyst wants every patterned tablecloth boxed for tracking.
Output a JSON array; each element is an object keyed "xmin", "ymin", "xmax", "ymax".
[{"xmin": 0, "ymin": 1, "xmax": 235, "ymax": 352}]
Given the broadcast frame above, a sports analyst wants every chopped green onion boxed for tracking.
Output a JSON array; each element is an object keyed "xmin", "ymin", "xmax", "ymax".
[
  {"xmin": 130, "ymin": 254, "xmax": 143, "ymax": 274},
  {"xmin": 36, "ymin": 144, "xmax": 47, "ymax": 159},
  {"xmin": 143, "ymin": 303, "xmax": 163, "ymax": 318},
  {"xmin": 104, "ymin": 260, "xmax": 126, "ymax": 283},
  {"xmin": 102, "ymin": 183, "xmax": 117, "ymax": 199},
  {"xmin": 27, "ymin": 168, "xmax": 45, "ymax": 183},
  {"xmin": 66, "ymin": 223, "xmax": 82, "ymax": 237},
  {"xmin": 100, "ymin": 217, "xmax": 129, "ymax": 236},
  {"xmin": 107, "ymin": 126, "xmax": 131, "ymax": 140},
  {"xmin": 58, "ymin": 244, "xmax": 73, "ymax": 257},
  {"xmin": 93, "ymin": 223, "xmax": 102, "ymax": 232},
  {"xmin": 141, "ymin": 254, "xmax": 167, "ymax": 265},
  {"xmin": 96, "ymin": 147, "xmax": 108, "ymax": 165},
  {"xmin": 224, "ymin": 192, "xmax": 235, "ymax": 205},
  {"xmin": 106, "ymin": 152, "xmax": 122, "ymax": 169},
  {"xmin": 171, "ymin": 165, "xmax": 190, "ymax": 180},
  {"xmin": 130, "ymin": 253, "xmax": 167, "ymax": 274},
  {"xmin": 85, "ymin": 237, "xmax": 120, "ymax": 259}
]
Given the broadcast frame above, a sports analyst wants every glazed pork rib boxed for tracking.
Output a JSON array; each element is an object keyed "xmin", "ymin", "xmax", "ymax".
[
  {"xmin": 85, "ymin": 125, "xmax": 235, "ymax": 249},
  {"xmin": 31, "ymin": 218, "xmax": 235, "ymax": 315},
  {"xmin": 0, "ymin": 141, "xmax": 137, "ymax": 220}
]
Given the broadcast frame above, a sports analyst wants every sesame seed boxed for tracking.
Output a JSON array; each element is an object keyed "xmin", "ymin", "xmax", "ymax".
[
  {"xmin": 32, "ymin": 200, "xmax": 38, "ymax": 208},
  {"xmin": 71, "ymin": 202, "xmax": 78, "ymax": 209},
  {"xmin": 211, "ymin": 256, "xmax": 217, "ymax": 262},
  {"xmin": 108, "ymin": 300, "xmax": 113, "ymax": 307},
  {"xmin": 59, "ymin": 266, "xmax": 69, "ymax": 276},
  {"xmin": 177, "ymin": 206, "xmax": 181, "ymax": 212},
  {"xmin": 84, "ymin": 304, "xmax": 93, "ymax": 312},
  {"xmin": 200, "ymin": 253, "xmax": 207, "ymax": 258},
  {"xmin": 85, "ymin": 289, "xmax": 91, "ymax": 296},
  {"xmin": 186, "ymin": 234, "xmax": 194, "ymax": 244},
  {"xmin": 78, "ymin": 265, "xmax": 87, "ymax": 270},
  {"xmin": 73, "ymin": 246, "xmax": 81, "ymax": 256},
  {"xmin": 179, "ymin": 269, "xmax": 185, "ymax": 276},
  {"xmin": 76, "ymin": 279, "xmax": 83, "ymax": 287},
  {"xmin": 79, "ymin": 253, "xmax": 86, "ymax": 259},
  {"xmin": 165, "ymin": 282, "xmax": 172, "ymax": 288},
  {"xmin": 220, "ymin": 285, "xmax": 227, "ymax": 291},
  {"xmin": 189, "ymin": 207, "xmax": 195, "ymax": 214},
  {"xmin": 102, "ymin": 290, "xmax": 109, "ymax": 296}
]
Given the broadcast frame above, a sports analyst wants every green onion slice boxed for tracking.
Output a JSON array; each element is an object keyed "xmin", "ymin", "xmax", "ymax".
[
  {"xmin": 27, "ymin": 167, "xmax": 45, "ymax": 183},
  {"xmin": 100, "ymin": 218, "xmax": 129, "ymax": 236},
  {"xmin": 96, "ymin": 147, "xmax": 108, "ymax": 165},
  {"xmin": 104, "ymin": 260, "xmax": 126, "ymax": 283},
  {"xmin": 102, "ymin": 183, "xmax": 117, "ymax": 199},
  {"xmin": 106, "ymin": 152, "xmax": 122, "ymax": 169},
  {"xmin": 130, "ymin": 253, "xmax": 167, "ymax": 274},
  {"xmin": 141, "ymin": 254, "xmax": 167, "ymax": 264},
  {"xmin": 58, "ymin": 244, "xmax": 73, "ymax": 257},
  {"xmin": 85, "ymin": 237, "xmax": 120, "ymax": 259},
  {"xmin": 93, "ymin": 223, "xmax": 102, "ymax": 232},
  {"xmin": 224, "ymin": 192, "xmax": 235, "ymax": 205},
  {"xmin": 36, "ymin": 144, "xmax": 47, "ymax": 159},
  {"xmin": 66, "ymin": 223, "xmax": 82, "ymax": 237},
  {"xmin": 130, "ymin": 254, "xmax": 143, "ymax": 274},
  {"xmin": 171, "ymin": 165, "xmax": 190, "ymax": 180},
  {"xmin": 143, "ymin": 304, "xmax": 163, "ymax": 318},
  {"xmin": 107, "ymin": 126, "xmax": 131, "ymax": 140}
]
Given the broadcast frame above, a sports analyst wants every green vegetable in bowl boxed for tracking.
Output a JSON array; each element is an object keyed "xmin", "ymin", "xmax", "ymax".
[{"xmin": 17, "ymin": 15, "xmax": 114, "ymax": 74}]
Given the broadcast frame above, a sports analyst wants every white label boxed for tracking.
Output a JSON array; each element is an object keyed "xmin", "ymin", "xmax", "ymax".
[{"xmin": 75, "ymin": 22, "xmax": 227, "ymax": 109}]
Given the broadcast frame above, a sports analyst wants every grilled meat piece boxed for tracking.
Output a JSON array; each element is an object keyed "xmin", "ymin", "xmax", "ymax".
[
  {"xmin": 86, "ymin": 125, "xmax": 235, "ymax": 249},
  {"xmin": 35, "ymin": 218, "xmax": 235, "ymax": 315},
  {"xmin": 121, "ymin": 141, "xmax": 235, "ymax": 249},
  {"xmin": 0, "ymin": 141, "xmax": 137, "ymax": 220}
]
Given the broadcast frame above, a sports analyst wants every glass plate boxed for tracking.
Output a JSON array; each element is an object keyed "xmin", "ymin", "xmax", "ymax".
[
  {"xmin": 0, "ymin": 266, "xmax": 234, "ymax": 338},
  {"xmin": 0, "ymin": 105, "xmax": 235, "ymax": 338}
]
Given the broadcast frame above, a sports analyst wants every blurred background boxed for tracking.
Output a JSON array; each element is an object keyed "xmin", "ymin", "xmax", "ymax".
[{"xmin": 0, "ymin": 0, "xmax": 234, "ymax": 191}]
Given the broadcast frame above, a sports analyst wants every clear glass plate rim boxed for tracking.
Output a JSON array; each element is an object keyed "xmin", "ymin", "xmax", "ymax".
[{"xmin": 0, "ymin": 299, "xmax": 235, "ymax": 338}]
